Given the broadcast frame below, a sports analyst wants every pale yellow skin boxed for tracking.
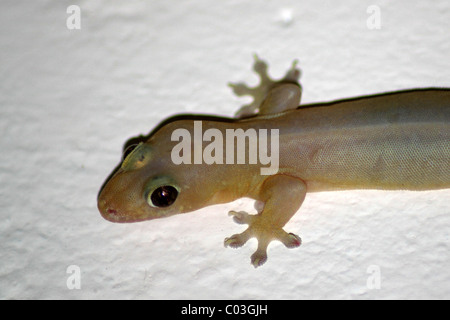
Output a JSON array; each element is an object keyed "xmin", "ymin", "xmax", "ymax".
[{"xmin": 98, "ymin": 57, "xmax": 450, "ymax": 267}]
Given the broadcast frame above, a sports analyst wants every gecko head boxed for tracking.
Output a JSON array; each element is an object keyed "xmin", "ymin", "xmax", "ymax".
[{"xmin": 98, "ymin": 135, "xmax": 213, "ymax": 223}]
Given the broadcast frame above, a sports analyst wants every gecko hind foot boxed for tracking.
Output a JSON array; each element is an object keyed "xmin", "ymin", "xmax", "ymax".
[
  {"xmin": 224, "ymin": 210, "xmax": 302, "ymax": 268},
  {"xmin": 229, "ymin": 54, "xmax": 301, "ymax": 118}
]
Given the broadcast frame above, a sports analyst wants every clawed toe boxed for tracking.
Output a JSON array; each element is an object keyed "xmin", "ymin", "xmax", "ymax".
[
  {"xmin": 224, "ymin": 229, "xmax": 251, "ymax": 248},
  {"xmin": 228, "ymin": 82, "xmax": 251, "ymax": 97},
  {"xmin": 228, "ymin": 210, "xmax": 254, "ymax": 224},
  {"xmin": 282, "ymin": 232, "xmax": 302, "ymax": 248},
  {"xmin": 251, "ymin": 249, "xmax": 268, "ymax": 268}
]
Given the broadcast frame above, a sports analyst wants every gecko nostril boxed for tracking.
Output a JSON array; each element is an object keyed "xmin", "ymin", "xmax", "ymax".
[
  {"xmin": 107, "ymin": 208, "xmax": 118, "ymax": 215},
  {"xmin": 98, "ymin": 198, "xmax": 119, "ymax": 217}
]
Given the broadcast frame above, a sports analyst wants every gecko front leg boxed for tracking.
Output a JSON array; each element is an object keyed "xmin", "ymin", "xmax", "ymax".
[
  {"xmin": 229, "ymin": 55, "xmax": 302, "ymax": 118},
  {"xmin": 224, "ymin": 175, "xmax": 306, "ymax": 267}
]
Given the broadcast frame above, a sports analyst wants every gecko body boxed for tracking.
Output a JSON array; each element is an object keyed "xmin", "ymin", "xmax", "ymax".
[{"xmin": 98, "ymin": 57, "xmax": 449, "ymax": 267}]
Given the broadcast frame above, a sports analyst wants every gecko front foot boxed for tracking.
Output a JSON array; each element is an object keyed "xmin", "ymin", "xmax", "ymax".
[
  {"xmin": 224, "ymin": 210, "xmax": 302, "ymax": 268},
  {"xmin": 229, "ymin": 54, "xmax": 301, "ymax": 118}
]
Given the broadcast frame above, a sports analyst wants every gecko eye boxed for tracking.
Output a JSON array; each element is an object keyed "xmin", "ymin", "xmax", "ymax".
[{"xmin": 149, "ymin": 186, "xmax": 178, "ymax": 207}]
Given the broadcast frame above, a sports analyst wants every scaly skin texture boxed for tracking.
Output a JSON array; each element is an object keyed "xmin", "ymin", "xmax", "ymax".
[{"xmin": 98, "ymin": 56, "xmax": 449, "ymax": 267}]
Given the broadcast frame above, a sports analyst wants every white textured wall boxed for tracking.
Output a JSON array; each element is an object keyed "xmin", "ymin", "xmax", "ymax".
[{"xmin": 0, "ymin": 0, "xmax": 449, "ymax": 299}]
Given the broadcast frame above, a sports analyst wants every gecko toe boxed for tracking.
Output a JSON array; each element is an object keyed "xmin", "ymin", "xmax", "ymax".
[
  {"xmin": 224, "ymin": 229, "xmax": 251, "ymax": 248},
  {"xmin": 280, "ymin": 232, "xmax": 302, "ymax": 248},
  {"xmin": 251, "ymin": 249, "xmax": 268, "ymax": 268},
  {"xmin": 282, "ymin": 59, "xmax": 301, "ymax": 83},
  {"xmin": 228, "ymin": 210, "xmax": 255, "ymax": 225},
  {"xmin": 228, "ymin": 82, "xmax": 252, "ymax": 97},
  {"xmin": 252, "ymin": 55, "xmax": 269, "ymax": 79}
]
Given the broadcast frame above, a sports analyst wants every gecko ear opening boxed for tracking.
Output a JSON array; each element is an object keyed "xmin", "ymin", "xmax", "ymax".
[
  {"xmin": 148, "ymin": 186, "xmax": 178, "ymax": 207},
  {"xmin": 121, "ymin": 142, "xmax": 152, "ymax": 171}
]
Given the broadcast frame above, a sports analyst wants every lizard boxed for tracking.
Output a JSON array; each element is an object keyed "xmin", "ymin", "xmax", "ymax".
[{"xmin": 98, "ymin": 55, "xmax": 450, "ymax": 267}]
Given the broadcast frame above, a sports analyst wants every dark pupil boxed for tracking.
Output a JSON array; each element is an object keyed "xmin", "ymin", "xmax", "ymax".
[{"xmin": 151, "ymin": 186, "xmax": 178, "ymax": 207}]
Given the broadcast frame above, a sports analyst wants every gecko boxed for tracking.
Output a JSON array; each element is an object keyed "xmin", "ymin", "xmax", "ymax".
[{"xmin": 98, "ymin": 56, "xmax": 450, "ymax": 267}]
